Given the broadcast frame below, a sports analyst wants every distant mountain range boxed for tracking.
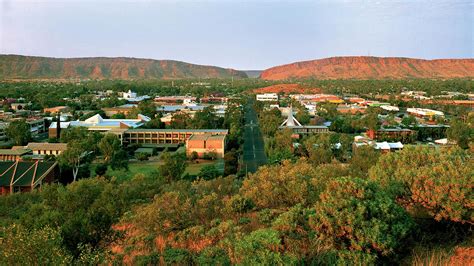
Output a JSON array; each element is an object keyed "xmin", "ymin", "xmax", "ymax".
[
  {"xmin": 0, "ymin": 55, "xmax": 247, "ymax": 80},
  {"xmin": 260, "ymin": 56, "xmax": 474, "ymax": 80},
  {"xmin": 1, "ymin": 55, "xmax": 473, "ymax": 81}
]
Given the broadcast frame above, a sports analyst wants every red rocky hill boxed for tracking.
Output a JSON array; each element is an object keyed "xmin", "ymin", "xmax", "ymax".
[{"xmin": 260, "ymin": 56, "xmax": 474, "ymax": 80}]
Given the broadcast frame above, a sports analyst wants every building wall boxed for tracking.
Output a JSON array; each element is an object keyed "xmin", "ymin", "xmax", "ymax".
[{"xmin": 186, "ymin": 137, "xmax": 225, "ymax": 158}]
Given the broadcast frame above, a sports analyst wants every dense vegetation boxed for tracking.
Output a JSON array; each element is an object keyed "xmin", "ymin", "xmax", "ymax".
[{"xmin": 0, "ymin": 146, "xmax": 471, "ymax": 264}]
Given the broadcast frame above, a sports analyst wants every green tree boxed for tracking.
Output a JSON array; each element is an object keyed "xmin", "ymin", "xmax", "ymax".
[
  {"xmin": 234, "ymin": 229, "xmax": 296, "ymax": 265},
  {"xmin": 5, "ymin": 120, "xmax": 31, "ymax": 145},
  {"xmin": 447, "ymin": 119, "xmax": 473, "ymax": 149},
  {"xmin": 369, "ymin": 146, "xmax": 473, "ymax": 223},
  {"xmin": 350, "ymin": 145, "xmax": 380, "ymax": 177},
  {"xmin": 98, "ymin": 134, "xmax": 121, "ymax": 163},
  {"xmin": 198, "ymin": 164, "xmax": 220, "ymax": 180},
  {"xmin": 309, "ymin": 177, "xmax": 413, "ymax": 260},
  {"xmin": 159, "ymin": 152, "xmax": 187, "ymax": 182},
  {"xmin": 0, "ymin": 225, "xmax": 72, "ymax": 265}
]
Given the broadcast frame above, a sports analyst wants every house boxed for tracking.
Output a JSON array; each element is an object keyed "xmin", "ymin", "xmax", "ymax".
[
  {"xmin": 0, "ymin": 161, "xmax": 58, "ymax": 195},
  {"xmin": 26, "ymin": 142, "xmax": 68, "ymax": 156},
  {"xmin": 11, "ymin": 102, "xmax": 31, "ymax": 111},
  {"xmin": 186, "ymin": 133, "xmax": 226, "ymax": 158},
  {"xmin": 256, "ymin": 93, "xmax": 279, "ymax": 102}
]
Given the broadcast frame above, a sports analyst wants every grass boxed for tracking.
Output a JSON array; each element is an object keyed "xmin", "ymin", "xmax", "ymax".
[{"xmin": 93, "ymin": 158, "xmax": 223, "ymax": 182}]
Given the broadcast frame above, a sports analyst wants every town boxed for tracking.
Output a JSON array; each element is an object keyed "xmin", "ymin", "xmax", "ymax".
[
  {"xmin": 0, "ymin": 81, "xmax": 471, "ymax": 195},
  {"xmin": 0, "ymin": 0, "xmax": 472, "ymax": 264}
]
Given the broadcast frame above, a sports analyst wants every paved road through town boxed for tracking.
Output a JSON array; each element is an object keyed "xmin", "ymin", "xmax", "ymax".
[{"xmin": 242, "ymin": 99, "xmax": 267, "ymax": 174}]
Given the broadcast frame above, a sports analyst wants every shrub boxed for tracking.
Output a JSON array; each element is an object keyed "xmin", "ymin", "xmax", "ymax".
[{"xmin": 309, "ymin": 177, "xmax": 413, "ymax": 260}]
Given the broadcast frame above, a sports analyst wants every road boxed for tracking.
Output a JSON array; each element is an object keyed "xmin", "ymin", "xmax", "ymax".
[{"xmin": 242, "ymin": 99, "xmax": 267, "ymax": 174}]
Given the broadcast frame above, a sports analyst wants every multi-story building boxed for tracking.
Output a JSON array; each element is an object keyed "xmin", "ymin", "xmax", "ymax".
[{"xmin": 117, "ymin": 129, "xmax": 227, "ymax": 145}]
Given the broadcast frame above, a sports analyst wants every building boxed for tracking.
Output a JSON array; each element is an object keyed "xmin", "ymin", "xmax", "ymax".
[
  {"xmin": 43, "ymin": 106, "xmax": 70, "ymax": 114},
  {"xmin": 11, "ymin": 102, "xmax": 31, "ymax": 111},
  {"xmin": 102, "ymin": 104, "xmax": 137, "ymax": 117},
  {"xmin": 256, "ymin": 93, "xmax": 279, "ymax": 102},
  {"xmin": 291, "ymin": 94, "xmax": 343, "ymax": 104},
  {"xmin": 367, "ymin": 128, "xmax": 415, "ymax": 142},
  {"xmin": 279, "ymin": 107, "xmax": 329, "ymax": 135},
  {"xmin": 117, "ymin": 129, "xmax": 228, "ymax": 146},
  {"xmin": 48, "ymin": 122, "xmax": 71, "ymax": 139},
  {"xmin": 380, "ymin": 105, "xmax": 400, "ymax": 112},
  {"xmin": 26, "ymin": 142, "xmax": 68, "ymax": 156},
  {"xmin": 0, "ymin": 161, "xmax": 58, "ymax": 195},
  {"xmin": 0, "ymin": 148, "xmax": 32, "ymax": 161},
  {"xmin": 154, "ymin": 96, "xmax": 197, "ymax": 104},
  {"xmin": 48, "ymin": 114, "xmax": 150, "ymax": 137},
  {"xmin": 407, "ymin": 108, "xmax": 444, "ymax": 118},
  {"xmin": 120, "ymin": 90, "xmax": 151, "ymax": 102},
  {"xmin": 186, "ymin": 133, "xmax": 226, "ymax": 158}
]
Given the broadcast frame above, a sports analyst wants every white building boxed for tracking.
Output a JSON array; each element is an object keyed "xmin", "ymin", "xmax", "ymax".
[
  {"xmin": 120, "ymin": 90, "xmax": 151, "ymax": 102},
  {"xmin": 256, "ymin": 93, "xmax": 278, "ymax": 102},
  {"xmin": 407, "ymin": 108, "xmax": 444, "ymax": 118},
  {"xmin": 380, "ymin": 105, "xmax": 400, "ymax": 112}
]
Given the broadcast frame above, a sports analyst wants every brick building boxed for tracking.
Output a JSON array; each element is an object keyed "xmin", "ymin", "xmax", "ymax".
[{"xmin": 186, "ymin": 133, "xmax": 226, "ymax": 158}]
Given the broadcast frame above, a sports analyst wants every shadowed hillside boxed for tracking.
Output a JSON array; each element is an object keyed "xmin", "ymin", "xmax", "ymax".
[
  {"xmin": 0, "ymin": 55, "xmax": 248, "ymax": 80},
  {"xmin": 260, "ymin": 56, "xmax": 474, "ymax": 80}
]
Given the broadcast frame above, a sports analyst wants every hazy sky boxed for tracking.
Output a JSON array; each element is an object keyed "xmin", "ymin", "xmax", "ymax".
[{"xmin": 0, "ymin": 0, "xmax": 472, "ymax": 69}]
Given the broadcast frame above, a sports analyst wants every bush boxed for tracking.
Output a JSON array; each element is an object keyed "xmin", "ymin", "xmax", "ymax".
[
  {"xmin": 309, "ymin": 177, "xmax": 413, "ymax": 260},
  {"xmin": 95, "ymin": 163, "xmax": 108, "ymax": 176},
  {"xmin": 135, "ymin": 152, "xmax": 150, "ymax": 161},
  {"xmin": 163, "ymin": 248, "xmax": 193, "ymax": 265},
  {"xmin": 195, "ymin": 247, "xmax": 231, "ymax": 265}
]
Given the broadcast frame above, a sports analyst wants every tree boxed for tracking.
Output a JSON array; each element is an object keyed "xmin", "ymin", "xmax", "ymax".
[
  {"xmin": 59, "ymin": 127, "xmax": 99, "ymax": 182},
  {"xmin": 98, "ymin": 134, "xmax": 121, "ymax": 163},
  {"xmin": 223, "ymin": 150, "xmax": 238, "ymax": 176},
  {"xmin": 110, "ymin": 113, "xmax": 126, "ymax": 119},
  {"xmin": 198, "ymin": 164, "xmax": 220, "ymax": 180},
  {"xmin": 192, "ymin": 106, "xmax": 219, "ymax": 129},
  {"xmin": 159, "ymin": 152, "xmax": 187, "ymax": 182},
  {"xmin": 349, "ymin": 145, "xmax": 380, "ymax": 177},
  {"xmin": 401, "ymin": 115, "xmax": 417, "ymax": 127},
  {"xmin": 234, "ymin": 229, "xmax": 297, "ymax": 265},
  {"xmin": 309, "ymin": 177, "xmax": 413, "ymax": 260},
  {"xmin": 240, "ymin": 159, "xmax": 317, "ymax": 209},
  {"xmin": 447, "ymin": 119, "xmax": 473, "ymax": 149},
  {"xmin": 58, "ymin": 141, "xmax": 93, "ymax": 182},
  {"xmin": 259, "ymin": 109, "xmax": 282, "ymax": 136},
  {"xmin": 169, "ymin": 112, "xmax": 192, "ymax": 129},
  {"xmin": 5, "ymin": 120, "xmax": 31, "ymax": 145},
  {"xmin": 0, "ymin": 225, "xmax": 72, "ymax": 265},
  {"xmin": 369, "ymin": 146, "xmax": 473, "ymax": 223},
  {"xmin": 110, "ymin": 149, "xmax": 129, "ymax": 170},
  {"xmin": 304, "ymin": 134, "xmax": 333, "ymax": 166}
]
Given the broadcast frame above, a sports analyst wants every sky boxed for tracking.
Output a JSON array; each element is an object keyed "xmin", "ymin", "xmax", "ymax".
[{"xmin": 0, "ymin": 0, "xmax": 472, "ymax": 70}]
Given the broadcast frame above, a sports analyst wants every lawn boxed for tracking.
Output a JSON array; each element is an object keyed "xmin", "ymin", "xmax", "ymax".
[{"xmin": 95, "ymin": 158, "xmax": 224, "ymax": 182}]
